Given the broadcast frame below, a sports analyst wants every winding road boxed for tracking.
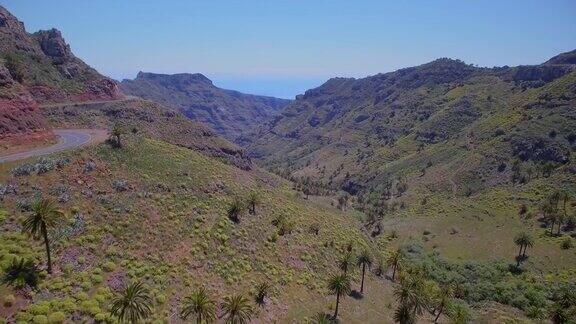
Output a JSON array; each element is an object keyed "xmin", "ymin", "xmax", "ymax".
[{"xmin": 0, "ymin": 129, "xmax": 107, "ymax": 164}]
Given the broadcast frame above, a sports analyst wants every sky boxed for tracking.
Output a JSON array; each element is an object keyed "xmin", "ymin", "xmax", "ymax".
[{"xmin": 2, "ymin": 0, "xmax": 575, "ymax": 99}]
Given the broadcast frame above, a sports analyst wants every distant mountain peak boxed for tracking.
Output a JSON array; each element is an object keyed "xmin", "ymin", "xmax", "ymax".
[{"xmin": 135, "ymin": 71, "xmax": 214, "ymax": 86}]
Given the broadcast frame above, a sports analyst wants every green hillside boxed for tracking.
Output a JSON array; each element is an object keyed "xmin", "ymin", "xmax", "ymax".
[{"xmin": 0, "ymin": 136, "xmax": 395, "ymax": 323}]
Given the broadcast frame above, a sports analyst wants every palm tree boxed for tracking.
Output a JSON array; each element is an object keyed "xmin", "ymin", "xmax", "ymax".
[
  {"xmin": 22, "ymin": 198, "xmax": 64, "ymax": 274},
  {"xmin": 433, "ymin": 286, "xmax": 453, "ymax": 323},
  {"xmin": 312, "ymin": 312, "xmax": 331, "ymax": 324},
  {"xmin": 221, "ymin": 294, "xmax": 253, "ymax": 324},
  {"xmin": 394, "ymin": 272, "xmax": 427, "ymax": 320},
  {"xmin": 327, "ymin": 273, "xmax": 351, "ymax": 320},
  {"xmin": 248, "ymin": 191, "xmax": 261, "ymax": 215},
  {"xmin": 356, "ymin": 248, "xmax": 373, "ymax": 294},
  {"xmin": 227, "ymin": 198, "xmax": 244, "ymax": 223},
  {"xmin": 2, "ymin": 258, "xmax": 40, "ymax": 288},
  {"xmin": 111, "ymin": 281, "xmax": 153, "ymax": 323},
  {"xmin": 514, "ymin": 232, "xmax": 534, "ymax": 267},
  {"xmin": 111, "ymin": 122, "xmax": 125, "ymax": 148},
  {"xmin": 181, "ymin": 287, "xmax": 216, "ymax": 323},
  {"xmin": 374, "ymin": 256, "xmax": 386, "ymax": 277},
  {"xmin": 521, "ymin": 234, "xmax": 534, "ymax": 258},
  {"xmin": 394, "ymin": 304, "xmax": 414, "ymax": 324},
  {"xmin": 549, "ymin": 285, "xmax": 576, "ymax": 324},
  {"xmin": 541, "ymin": 202, "xmax": 557, "ymax": 234},
  {"xmin": 386, "ymin": 248, "xmax": 404, "ymax": 281},
  {"xmin": 338, "ymin": 251, "xmax": 354, "ymax": 274},
  {"xmin": 254, "ymin": 282, "xmax": 270, "ymax": 305},
  {"xmin": 557, "ymin": 191, "xmax": 570, "ymax": 235}
]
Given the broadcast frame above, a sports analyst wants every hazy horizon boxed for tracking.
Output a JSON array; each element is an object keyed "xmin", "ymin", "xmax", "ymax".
[{"xmin": 2, "ymin": 0, "xmax": 575, "ymax": 98}]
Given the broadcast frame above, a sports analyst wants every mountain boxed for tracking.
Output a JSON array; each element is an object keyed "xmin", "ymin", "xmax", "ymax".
[
  {"xmin": 249, "ymin": 51, "xmax": 576, "ymax": 205},
  {"xmin": 0, "ymin": 6, "xmax": 121, "ymax": 104},
  {"xmin": 0, "ymin": 5, "xmax": 122, "ymax": 147},
  {"xmin": 120, "ymin": 72, "xmax": 291, "ymax": 144}
]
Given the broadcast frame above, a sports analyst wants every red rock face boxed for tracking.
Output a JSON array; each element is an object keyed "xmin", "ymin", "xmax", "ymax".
[
  {"xmin": 73, "ymin": 79, "xmax": 123, "ymax": 102},
  {"xmin": 0, "ymin": 98, "xmax": 54, "ymax": 143}
]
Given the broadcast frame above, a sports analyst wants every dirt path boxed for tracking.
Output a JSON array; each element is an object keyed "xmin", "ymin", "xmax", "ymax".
[{"xmin": 0, "ymin": 129, "xmax": 107, "ymax": 164}]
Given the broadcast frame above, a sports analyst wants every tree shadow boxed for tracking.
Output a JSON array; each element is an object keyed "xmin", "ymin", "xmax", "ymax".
[
  {"xmin": 349, "ymin": 290, "xmax": 363, "ymax": 300},
  {"xmin": 508, "ymin": 263, "xmax": 524, "ymax": 275},
  {"xmin": 105, "ymin": 138, "xmax": 121, "ymax": 149}
]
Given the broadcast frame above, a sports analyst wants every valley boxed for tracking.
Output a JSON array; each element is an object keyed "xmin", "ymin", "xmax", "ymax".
[{"xmin": 0, "ymin": 3, "xmax": 575, "ymax": 324}]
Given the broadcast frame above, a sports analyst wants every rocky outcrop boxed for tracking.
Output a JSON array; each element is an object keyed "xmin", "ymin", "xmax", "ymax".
[
  {"xmin": 33, "ymin": 29, "xmax": 73, "ymax": 62},
  {"xmin": 0, "ymin": 5, "xmax": 123, "ymax": 104}
]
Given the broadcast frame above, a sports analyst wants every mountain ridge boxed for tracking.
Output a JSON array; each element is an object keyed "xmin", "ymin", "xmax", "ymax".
[
  {"xmin": 249, "ymin": 50, "xmax": 576, "ymax": 207},
  {"xmin": 120, "ymin": 72, "xmax": 291, "ymax": 144}
]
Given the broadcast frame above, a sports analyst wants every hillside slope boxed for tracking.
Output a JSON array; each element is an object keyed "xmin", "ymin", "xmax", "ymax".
[
  {"xmin": 0, "ymin": 136, "xmax": 395, "ymax": 323},
  {"xmin": 42, "ymin": 98, "xmax": 252, "ymax": 169},
  {"xmin": 120, "ymin": 72, "xmax": 291, "ymax": 144},
  {"xmin": 249, "ymin": 51, "xmax": 576, "ymax": 205}
]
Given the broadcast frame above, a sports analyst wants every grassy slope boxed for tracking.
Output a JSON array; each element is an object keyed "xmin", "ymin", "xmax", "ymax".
[{"xmin": 0, "ymin": 137, "xmax": 402, "ymax": 323}]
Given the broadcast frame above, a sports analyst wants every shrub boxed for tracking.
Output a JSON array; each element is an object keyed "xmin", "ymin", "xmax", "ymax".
[
  {"xmin": 48, "ymin": 312, "xmax": 66, "ymax": 324},
  {"xmin": 3, "ymin": 294, "xmax": 15, "ymax": 307},
  {"xmin": 112, "ymin": 179, "xmax": 129, "ymax": 192},
  {"xmin": 103, "ymin": 261, "xmax": 116, "ymax": 272},
  {"xmin": 91, "ymin": 274, "xmax": 104, "ymax": 284},
  {"xmin": 561, "ymin": 237, "xmax": 572, "ymax": 249},
  {"xmin": 2, "ymin": 258, "xmax": 40, "ymax": 288},
  {"xmin": 62, "ymin": 263, "xmax": 73, "ymax": 274},
  {"xmin": 156, "ymin": 293, "xmax": 167, "ymax": 304},
  {"xmin": 32, "ymin": 315, "xmax": 48, "ymax": 324}
]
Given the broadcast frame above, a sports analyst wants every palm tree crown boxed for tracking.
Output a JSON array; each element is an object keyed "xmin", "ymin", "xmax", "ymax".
[
  {"xmin": 328, "ymin": 273, "xmax": 351, "ymax": 319},
  {"xmin": 386, "ymin": 248, "xmax": 404, "ymax": 281},
  {"xmin": 338, "ymin": 251, "xmax": 354, "ymax": 274},
  {"xmin": 227, "ymin": 198, "xmax": 244, "ymax": 223},
  {"xmin": 2, "ymin": 258, "xmax": 40, "ymax": 288},
  {"xmin": 111, "ymin": 281, "xmax": 153, "ymax": 323},
  {"xmin": 221, "ymin": 294, "xmax": 253, "ymax": 324},
  {"xmin": 357, "ymin": 248, "xmax": 373, "ymax": 294},
  {"xmin": 248, "ymin": 190, "xmax": 261, "ymax": 215},
  {"xmin": 22, "ymin": 198, "xmax": 64, "ymax": 274},
  {"xmin": 23, "ymin": 198, "xmax": 63, "ymax": 239},
  {"xmin": 181, "ymin": 287, "xmax": 216, "ymax": 323}
]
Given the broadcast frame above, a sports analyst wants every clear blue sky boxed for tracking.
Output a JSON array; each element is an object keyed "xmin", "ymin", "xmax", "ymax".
[{"xmin": 2, "ymin": 0, "xmax": 575, "ymax": 98}]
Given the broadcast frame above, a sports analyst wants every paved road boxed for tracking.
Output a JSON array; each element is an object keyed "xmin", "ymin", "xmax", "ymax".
[
  {"xmin": 39, "ymin": 96, "xmax": 139, "ymax": 109},
  {"xmin": 0, "ymin": 129, "xmax": 101, "ymax": 164}
]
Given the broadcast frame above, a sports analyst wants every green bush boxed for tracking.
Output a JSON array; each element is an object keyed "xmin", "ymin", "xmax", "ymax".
[
  {"xmin": 561, "ymin": 237, "xmax": 572, "ymax": 249},
  {"xmin": 3, "ymin": 294, "xmax": 15, "ymax": 307},
  {"xmin": 32, "ymin": 315, "xmax": 48, "ymax": 324},
  {"xmin": 91, "ymin": 274, "xmax": 104, "ymax": 284},
  {"xmin": 102, "ymin": 261, "xmax": 116, "ymax": 272},
  {"xmin": 48, "ymin": 312, "xmax": 66, "ymax": 323},
  {"xmin": 28, "ymin": 303, "xmax": 50, "ymax": 315},
  {"xmin": 156, "ymin": 293, "xmax": 167, "ymax": 304}
]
